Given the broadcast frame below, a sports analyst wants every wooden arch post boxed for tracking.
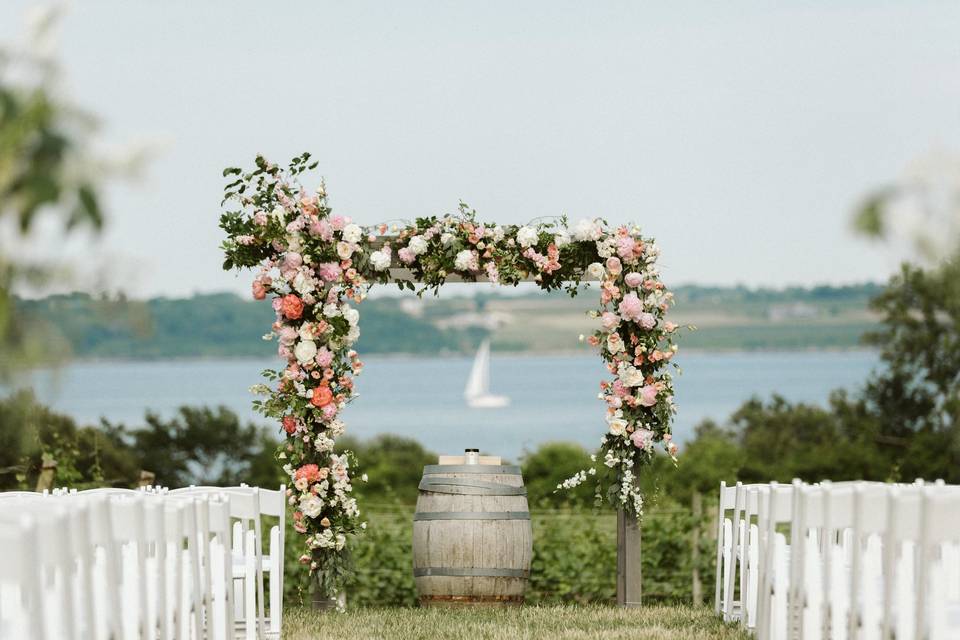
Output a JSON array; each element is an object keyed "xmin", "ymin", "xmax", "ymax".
[{"xmin": 384, "ymin": 255, "xmax": 641, "ymax": 607}]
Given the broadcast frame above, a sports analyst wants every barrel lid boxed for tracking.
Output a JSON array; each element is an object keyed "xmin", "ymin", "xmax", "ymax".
[{"xmin": 422, "ymin": 464, "xmax": 521, "ymax": 475}]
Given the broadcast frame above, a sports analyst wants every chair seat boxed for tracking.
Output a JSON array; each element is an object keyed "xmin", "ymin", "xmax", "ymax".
[{"xmin": 230, "ymin": 552, "xmax": 273, "ymax": 577}]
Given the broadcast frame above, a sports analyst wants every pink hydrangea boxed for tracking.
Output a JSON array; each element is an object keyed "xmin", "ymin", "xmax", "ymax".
[
  {"xmin": 310, "ymin": 219, "xmax": 334, "ymax": 241},
  {"xmin": 616, "ymin": 236, "xmax": 637, "ymax": 260},
  {"xmin": 631, "ymin": 428, "xmax": 654, "ymax": 449},
  {"xmin": 278, "ymin": 325, "xmax": 298, "ymax": 345},
  {"xmin": 398, "ymin": 247, "xmax": 416, "ymax": 264},
  {"xmin": 315, "ymin": 347, "xmax": 333, "ymax": 368},
  {"xmin": 618, "ymin": 292, "xmax": 644, "ymax": 322},
  {"xmin": 316, "ymin": 262, "xmax": 342, "ymax": 282}
]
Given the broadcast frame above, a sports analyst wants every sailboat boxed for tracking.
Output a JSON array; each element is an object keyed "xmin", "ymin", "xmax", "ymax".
[{"xmin": 464, "ymin": 339, "xmax": 510, "ymax": 409}]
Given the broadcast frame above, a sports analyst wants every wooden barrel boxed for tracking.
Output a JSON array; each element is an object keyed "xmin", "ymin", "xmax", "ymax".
[{"xmin": 412, "ymin": 464, "xmax": 533, "ymax": 606}]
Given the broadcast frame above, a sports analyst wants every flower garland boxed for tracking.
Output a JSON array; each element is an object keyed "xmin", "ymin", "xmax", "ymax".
[{"xmin": 219, "ymin": 153, "xmax": 680, "ymax": 597}]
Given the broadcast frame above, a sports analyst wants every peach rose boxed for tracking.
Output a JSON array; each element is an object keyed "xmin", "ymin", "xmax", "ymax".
[
  {"xmin": 311, "ymin": 384, "xmax": 333, "ymax": 408},
  {"xmin": 281, "ymin": 294, "xmax": 304, "ymax": 320}
]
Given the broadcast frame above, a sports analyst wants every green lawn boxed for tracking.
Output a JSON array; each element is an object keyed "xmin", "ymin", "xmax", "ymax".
[{"xmin": 282, "ymin": 605, "xmax": 750, "ymax": 640}]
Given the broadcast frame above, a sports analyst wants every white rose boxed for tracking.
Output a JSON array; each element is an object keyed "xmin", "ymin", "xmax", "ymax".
[
  {"xmin": 299, "ymin": 493, "xmax": 324, "ymax": 518},
  {"xmin": 586, "ymin": 262, "xmax": 605, "ymax": 280},
  {"xmin": 554, "ymin": 231, "xmax": 571, "ymax": 248},
  {"xmin": 573, "ymin": 218, "xmax": 602, "ymax": 241},
  {"xmin": 440, "ymin": 232, "xmax": 455, "ymax": 246},
  {"xmin": 608, "ymin": 416, "xmax": 628, "ymax": 437},
  {"xmin": 408, "ymin": 235, "xmax": 428, "ymax": 255},
  {"xmin": 292, "ymin": 272, "xmax": 314, "ymax": 295},
  {"xmin": 516, "ymin": 226, "xmax": 539, "ymax": 248},
  {"xmin": 454, "ymin": 250, "xmax": 477, "ymax": 271},
  {"xmin": 617, "ymin": 363, "xmax": 645, "ymax": 387},
  {"xmin": 294, "ymin": 340, "xmax": 318, "ymax": 364},
  {"xmin": 606, "ymin": 333, "xmax": 624, "ymax": 354},
  {"xmin": 298, "ymin": 323, "xmax": 317, "ymax": 341},
  {"xmin": 343, "ymin": 307, "xmax": 360, "ymax": 326},
  {"xmin": 322, "ymin": 304, "xmax": 341, "ymax": 318},
  {"xmin": 342, "ymin": 223, "xmax": 362, "ymax": 244},
  {"xmin": 346, "ymin": 326, "xmax": 360, "ymax": 344},
  {"xmin": 336, "ymin": 241, "xmax": 354, "ymax": 259},
  {"xmin": 491, "ymin": 226, "xmax": 505, "ymax": 242},
  {"xmin": 370, "ymin": 250, "xmax": 392, "ymax": 271},
  {"xmin": 271, "ymin": 205, "xmax": 286, "ymax": 222}
]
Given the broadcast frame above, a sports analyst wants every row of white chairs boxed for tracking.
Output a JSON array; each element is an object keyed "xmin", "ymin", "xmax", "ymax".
[
  {"xmin": 714, "ymin": 479, "xmax": 960, "ymax": 640},
  {"xmin": 0, "ymin": 484, "xmax": 286, "ymax": 640}
]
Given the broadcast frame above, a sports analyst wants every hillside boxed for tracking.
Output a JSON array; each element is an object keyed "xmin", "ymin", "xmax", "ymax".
[{"xmin": 13, "ymin": 283, "xmax": 882, "ymax": 361}]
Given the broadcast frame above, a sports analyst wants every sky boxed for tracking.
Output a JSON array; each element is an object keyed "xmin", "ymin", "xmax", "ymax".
[{"xmin": 3, "ymin": 1, "xmax": 960, "ymax": 298}]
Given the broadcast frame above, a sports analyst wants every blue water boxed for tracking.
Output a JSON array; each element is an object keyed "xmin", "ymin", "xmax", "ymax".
[{"xmin": 15, "ymin": 351, "xmax": 878, "ymax": 460}]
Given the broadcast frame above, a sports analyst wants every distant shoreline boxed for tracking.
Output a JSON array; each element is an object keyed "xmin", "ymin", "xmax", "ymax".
[{"xmin": 24, "ymin": 345, "xmax": 882, "ymax": 368}]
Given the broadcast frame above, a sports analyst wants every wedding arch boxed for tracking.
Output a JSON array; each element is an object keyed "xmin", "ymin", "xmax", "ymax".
[{"xmin": 219, "ymin": 153, "xmax": 681, "ymax": 599}]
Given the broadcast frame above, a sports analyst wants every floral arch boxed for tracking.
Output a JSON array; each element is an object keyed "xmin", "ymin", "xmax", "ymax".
[{"xmin": 220, "ymin": 153, "xmax": 680, "ymax": 596}]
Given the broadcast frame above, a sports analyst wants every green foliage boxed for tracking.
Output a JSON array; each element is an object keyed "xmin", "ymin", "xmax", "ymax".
[
  {"xmin": 103, "ymin": 406, "xmax": 280, "ymax": 488},
  {"xmin": 521, "ymin": 442, "xmax": 597, "ymax": 508}
]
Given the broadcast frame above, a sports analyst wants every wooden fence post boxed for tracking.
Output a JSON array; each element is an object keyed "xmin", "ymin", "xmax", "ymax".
[
  {"xmin": 616, "ymin": 508, "xmax": 642, "ymax": 607},
  {"xmin": 692, "ymin": 492, "xmax": 703, "ymax": 605},
  {"xmin": 35, "ymin": 454, "xmax": 56, "ymax": 493},
  {"xmin": 138, "ymin": 470, "xmax": 156, "ymax": 488}
]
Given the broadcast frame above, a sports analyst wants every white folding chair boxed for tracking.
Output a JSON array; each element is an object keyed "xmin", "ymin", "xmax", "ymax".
[
  {"xmin": 843, "ymin": 483, "xmax": 888, "ymax": 640},
  {"xmin": 0, "ymin": 516, "xmax": 46, "ymax": 640},
  {"xmin": 715, "ymin": 480, "xmax": 739, "ymax": 617},
  {"xmin": 917, "ymin": 487, "xmax": 960, "ymax": 640},
  {"xmin": 757, "ymin": 483, "xmax": 794, "ymax": 640},
  {"xmin": 256, "ymin": 485, "xmax": 286, "ymax": 638},
  {"xmin": 108, "ymin": 495, "xmax": 150, "ymax": 640},
  {"xmin": 741, "ymin": 485, "xmax": 768, "ymax": 631},
  {"xmin": 820, "ymin": 482, "xmax": 856, "ymax": 640},
  {"xmin": 790, "ymin": 483, "xmax": 825, "ymax": 640}
]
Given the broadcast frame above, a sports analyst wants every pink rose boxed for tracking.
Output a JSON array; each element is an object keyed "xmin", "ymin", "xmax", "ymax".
[
  {"xmin": 600, "ymin": 312, "xmax": 620, "ymax": 332},
  {"xmin": 317, "ymin": 262, "xmax": 342, "ymax": 282},
  {"xmin": 330, "ymin": 215, "xmax": 347, "ymax": 231},
  {"xmin": 638, "ymin": 384, "xmax": 658, "ymax": 407},
  {"xmin": 253, "ymin": 212, "xmax": 268, "ymax": 226},
  {"xmin": 624, "ymin": 272, "xmax": 643, "ymax": 288},
  {"xmin": 664, "ymin": 321, "xmax": 678, "ymax": 333},
  {"xmin": 605, "ymin": 257, "xmax": 622, "ymax": 276},
  {"xmin": 618, "ymin": 292, "xmax": 644, "ymax": 322},
  {"xmin": 252, "ymin": 279, "xmax": 267, "ymax": 300},
  {"xmin": 322, "ymin": 404, "xmax": 338, "ymax": 420},
  {"xmin": 631, "ymin": 428, "xmax": 654, "ymax": 449},
  {"xmin": 638, "ymin": 313, "xmax": 656, "ymax": 330},
  {"xmin": 283, "ymin": 252, "xmax": 303, "ymax": 271}
]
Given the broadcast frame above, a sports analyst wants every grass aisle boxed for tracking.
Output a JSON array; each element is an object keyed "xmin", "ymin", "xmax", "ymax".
[{"xmin": 282, "ymin": 605, "xmax": 750, "ymax": 640}]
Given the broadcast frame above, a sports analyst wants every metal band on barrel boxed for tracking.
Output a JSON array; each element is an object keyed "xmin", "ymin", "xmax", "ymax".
[
  {"xmin": 418, "ymin": 478, "xmax": 527, "ymax": 496},
  {"xmin": 413, "ymin": 511, "xmax": 530, "ymax": 521},
  {"xmin": 413, "ymin": 567, "xmax": 529, "ymax": 578},
  {"xmin": 422, "ymin": 465, "xmax": 521, "ymax": 475}
]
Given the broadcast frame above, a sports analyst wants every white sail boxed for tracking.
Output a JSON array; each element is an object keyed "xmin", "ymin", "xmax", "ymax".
[{"xmin": 464, "ymin": 339, "xmax": 510, "ymax": 408}]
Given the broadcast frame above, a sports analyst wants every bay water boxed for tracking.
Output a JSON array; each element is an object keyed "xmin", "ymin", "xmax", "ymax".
[{"xmin": 15, "ymin": 351, "xmax": 879, "ymax": 460}]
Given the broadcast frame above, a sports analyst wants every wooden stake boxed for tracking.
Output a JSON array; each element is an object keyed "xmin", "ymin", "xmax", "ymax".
[
  {"xmin": 692, "ymin": 492, "xmax": 703, "ymax": 605},
  {"xmin": 35, "ymin": 454, "xmax": 56, "ymax": 493},
  {"xmin": 616, "ymin": 509, "xmax": 642, "ymax": 607}
]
